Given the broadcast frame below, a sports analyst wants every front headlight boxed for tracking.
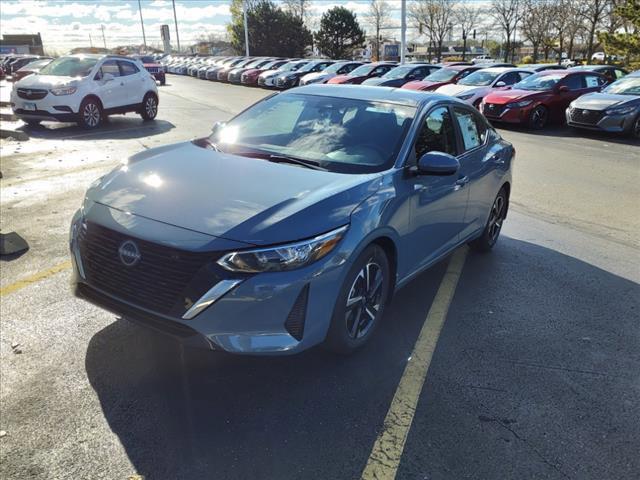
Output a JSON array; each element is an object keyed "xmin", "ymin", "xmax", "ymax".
[
  {"xmin": 604, "ymin": 105, "xmax": 637, "ymax": 116},
  {"xmin": 217, "ymin": 225, "xmax": 348, "ymax": 273},
  {"xmin": 507, "ymin": 100, "xmax": 533, "ymax": 108},
  {"xmin": 50, "ymin": 86, "xmax": 77, "ymax": 96},
  {"xmin": 457, "ymin": 93, "xmax": 474, "ymax": 100}
]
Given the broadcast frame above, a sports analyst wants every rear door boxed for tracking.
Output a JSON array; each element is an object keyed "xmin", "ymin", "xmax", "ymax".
[{"xmin": 117, "ymin": 60, "xmax": 144, "ymax": 105}]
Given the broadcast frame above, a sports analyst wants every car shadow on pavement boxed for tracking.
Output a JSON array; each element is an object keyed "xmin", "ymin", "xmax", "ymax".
[
  {"xmin": 497, "ymin": 123, "xmax": 640, "ymax": 146},
  {"xmin": 84, "ymin": 239, "xmax": 640, "ymax": 480},
  {"xmin": 18, "ymin": 117, "xmax": 175, "ymax": 141},
  {"xmin": 84, "ymin": 260, "xmax": 448, "ymax": 480}
]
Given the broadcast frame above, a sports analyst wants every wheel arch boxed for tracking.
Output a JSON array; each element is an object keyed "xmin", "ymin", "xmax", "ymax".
[
  {"xmin": 368, "ymin": 235, "xmax": 398, "ymax": 299},
  {"xmin": 81, "ymin": 94, "xmax": 103, "ymax": 111},
  {"xmin": 501, "ymin": 181, "xmax": 511, "ymax": 219}
]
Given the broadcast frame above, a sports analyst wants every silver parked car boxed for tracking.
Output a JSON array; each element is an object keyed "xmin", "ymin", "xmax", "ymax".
[{"xmin": 566, "ymin": 70, "xmax": 639, "ymax": 138}]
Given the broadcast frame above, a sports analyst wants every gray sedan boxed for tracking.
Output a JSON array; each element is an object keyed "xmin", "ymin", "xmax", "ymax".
[{"xmin": 566, "ymin": 71, "xmax": 640, "ymax": 138}]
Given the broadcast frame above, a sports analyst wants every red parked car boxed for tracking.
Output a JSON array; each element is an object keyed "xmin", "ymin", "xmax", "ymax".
[
  {"xmin": 327, "ymin": 62, "xmax": 396, "ymax": 84},
  {"xmin": 241, "ymin": 59, "xmax": 289, "ymax": 86},
  {"xmin": 402, "ymin": 65, "xmax": 483, "ymax": 91},
  {"xmin": 481, "ymin": 70, "xmax": 608, "ymax": 129},
  {"xmin": 132, "ymin": 55, "xmax": 166, "ymax": 85}
]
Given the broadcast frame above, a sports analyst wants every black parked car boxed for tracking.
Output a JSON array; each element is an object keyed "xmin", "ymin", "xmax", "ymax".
[{"xmin": 361, "ymin": 63, "xmax": 440, "ymax": 87}]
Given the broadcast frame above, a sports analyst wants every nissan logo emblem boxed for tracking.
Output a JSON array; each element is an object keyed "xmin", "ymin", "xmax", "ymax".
[{"xmin": 118, "ymin": 240, "xmax": 141, "ymax": 267}]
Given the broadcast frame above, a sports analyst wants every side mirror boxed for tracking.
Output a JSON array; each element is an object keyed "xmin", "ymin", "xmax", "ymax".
[
  {"xmin": 102, "ymin": 73, "xmax": 114, "ymax": 83},
  {"xmin": 495, "ymin": 81, "xmax": 506, "ymax": 87},
  {"xmin": 414, "ymin": 152, "xmax": 460, "ymax": 176},
  {"xmin": 557, "ymin": 85, "xmax": 570, "ymax": 93},
  {"xmin": 211, "ymin": 121, "xmax": 226, "ymax": 136}
]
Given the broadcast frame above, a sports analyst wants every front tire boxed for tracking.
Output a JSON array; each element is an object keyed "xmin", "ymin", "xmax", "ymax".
[
  {"xmin": 630, "ymin": 114, "xmax": 640, "ymax": 139},
  {"xmin": 140, "ymin": 93, "xmax": 158, "ymax": 121},
  {"xmin": 469, "ymin": 188, "xmax": 508, "ymax": 252},
  {"xmin": 529, "ymin": 105, "xmax": 548, "ymax": 130},
  {"xmin": 25, "ymin": 120, "xmax": 41, "ymax": 127},
  {"xmin": 325, "ymin": 245, "xmax": 391, "ymax": 354},
  {"xmin": 77, "ymin": 97, "xmax": 102, "ymax": 129}
]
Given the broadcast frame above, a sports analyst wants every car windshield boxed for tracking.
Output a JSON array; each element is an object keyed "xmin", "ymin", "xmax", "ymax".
[
  {"xmin": 38, "ymin": 56, "xmax": 98, "ymax": 77},
  {"xmin": 298, "ymin": 62, "xmax": 326, "ymax": 73},
  {"xmin": 279, "ymin": 61, "xmax": 304, "ymax": 72},
  {"xmin": 514, "ymin": 73, "xmax": 565, "ymax": 91},
  {"xmin": 458, "ymin": 70, "xmax": 501, "ymax": 86},
  {"xmin": 603, "ymin": 77, "xmax": 640, "ymax": 95},
  {"xmin": 322, "ymin": 62, "xmax": 348, "ymax": 74},
  {"xmin": 348, "ymin": 64, "xmax": 377, "ymax": 76},
  {"xmin": 208, "ymin": 93, "xmax": 416, "ymax": 174},
  {"xmin": 383, "ymin": 65, "xmax": 416, "ymax": 79},
  {"xmin": 19, "ymin": 59, "xmax": 50, "ymax": 70},
  {"xmin": 424, "ymin": 68, "xmax": 459, "ymax": 82}
]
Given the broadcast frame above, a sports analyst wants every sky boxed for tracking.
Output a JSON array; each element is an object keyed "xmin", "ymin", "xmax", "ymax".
[{"xmin": 0, "ymin": 0, "xmax": 491, "ymax": 54}]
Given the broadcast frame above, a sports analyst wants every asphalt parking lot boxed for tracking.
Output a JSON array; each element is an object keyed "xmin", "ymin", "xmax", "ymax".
[{"xmin": 1, "ymin": 75, "xmax": 639, "ymax": 480}]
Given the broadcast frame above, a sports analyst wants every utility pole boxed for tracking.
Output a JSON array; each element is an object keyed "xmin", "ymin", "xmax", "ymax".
[
  {"xmin": 89, "ymin": 33, "xmax": 93, "ymax": 47},
  {"xmin": 172, "ymin": 0, "xmax": 181, "ymax": 52},
  {"xmin": 400, "ymin": 0, "xmax": 406, "ymax": 64},
  {"xmin": 100, "ymin": 24, "xmax": 106, "ymax": 49},
  {"xmin": 138, "ymin": 0, "xmax": 147, "ymax": 51},
  {"xmin": 243, "ymin": 0, "xmax": 250, "ymax": 56}
]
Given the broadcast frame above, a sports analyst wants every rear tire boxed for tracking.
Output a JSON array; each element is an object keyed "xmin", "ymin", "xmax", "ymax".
[
  {"xmin": 140, "ymin": 93, "xmax": 158, "ymax": 121},
  {"xmin": 324, "ymin": 245, "xmax": 391, "ymax": 354},
  {"xmin": 77, "ymin": 97, "xmax": 102, "ymax": 129},
  {"xmin": 469, "ymin": 188, "xmax": 508, "ymax": 252}
]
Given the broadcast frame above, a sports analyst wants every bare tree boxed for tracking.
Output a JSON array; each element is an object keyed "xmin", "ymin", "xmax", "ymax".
[
  {"xmin": 490, "ymin": 0, "xmax": 521, "ymax": 62},
  {"xmin": 410, "ymin": 0, "xmax": 456, "ymax": 62},
  {"xmin": 366, "ymin": 0, "xmax": 392, "ymax": 61},
  {"xmin": 521, "ymin": 0, "xmax": 552, "ymax": 62},
  {"xmin": 454, "ymin": 2, "xmax": 480, "ymax": 60},
  {"xmin": 581, "ymin": 0, "xmax": 610, "ymax": 59},
  {"xmin": 282, "ymin": 0, "xmax": 311, "ymax": 23}
]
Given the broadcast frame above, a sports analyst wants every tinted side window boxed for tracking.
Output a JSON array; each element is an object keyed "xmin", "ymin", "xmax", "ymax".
[
  {"xmin": 373, "ymin": 65, "xmax": 392, "ymax": 76},
  {"xmin": 563, "ymin": 75, "xmax": 584, "ymax": 90},
  {"xmin": 518, "ymin": 71, "xmax": 532, "ymax": 81},
  {"xmin": 614, "ymin": 69, "xmax": 626, "ymax": 79},
  {"xmin": 118, "ymin": 61, "xmax": 139, "ymax": 76},
  {"xmin": 98, "ymin": 60, "xmax": 120, "ymax": 78},
  {"xmin": 499, "ymin": 72, "xmax": 520, "ymax": 85},
  {"xmin": 585, "ymin": 75, "xmax": 605, "ymax": 88},
  {"xmin": 415, "ymin": 107, "xmax": 457, "ymax": 158},
  {"xmin": 411, "ymin": 67, "xmax": 428, "ymax": 79},
  {"xmin": 453, "ymin": 107, "xmax": 486, "ymax": 151},
  {"xmin": 457, "ymin": 69, "xmax": 473, "ymax": 80},
  {"xmin": 339, "ymin": 63, "xmax": 358, "ymax": 74}
]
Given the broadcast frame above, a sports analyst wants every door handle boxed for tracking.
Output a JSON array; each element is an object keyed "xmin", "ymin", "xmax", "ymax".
[
  {"xmin": 120, "ymin": 82, "xmax": 124, "ymax": 86},
  {"xmin": 490, "ymin": 154, "xmax": 505, "ymax": 164},
  {"xmin": 455, "ymin": 175, "xmax": 470, "ymax": 188}
]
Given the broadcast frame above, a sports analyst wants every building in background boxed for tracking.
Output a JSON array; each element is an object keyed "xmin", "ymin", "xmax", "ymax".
[{"xmin": 0, "ymin": 33, "xmax": 44, "ymax": 55}]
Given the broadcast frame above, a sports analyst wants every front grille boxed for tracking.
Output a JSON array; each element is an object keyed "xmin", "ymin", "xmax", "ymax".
[
  {"xmin": 284, "ymin": 284, "xmax": 309, "ymax": 341},
  {"xmin": 17, "ymin": 88, "xmax": 47, "ymax": 100},
  {"xmin": 258, "ymin": 77, "xmax": 266, "ymax": 86},
  {"xmin": 483, "ymin": 103, "xmax": 505, "ymax": 117},
  {"xmin": 569, "ymin": 108, "xmax": 604, "ymax": 125},
  {"xmin": 78, "ymin": 222, "xmax": 214, "ymax": 316},
  {"xmin": 146, "ymin": 66, "xmax": 159, "ymax": 73}
]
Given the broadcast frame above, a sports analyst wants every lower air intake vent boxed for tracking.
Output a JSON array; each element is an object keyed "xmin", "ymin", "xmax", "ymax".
[{"xmin": 285, "ymin": 284, "xmax": 309, "ymax": 341}]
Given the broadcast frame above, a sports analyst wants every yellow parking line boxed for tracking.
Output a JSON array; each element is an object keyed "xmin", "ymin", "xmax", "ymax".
[
  {"xmin": 0, "ymin": 260, "xmax": 72, "ymax": 297},
  {"xmin": 361, "ymin": 246, "xmax": 468, "ymax": 480}
]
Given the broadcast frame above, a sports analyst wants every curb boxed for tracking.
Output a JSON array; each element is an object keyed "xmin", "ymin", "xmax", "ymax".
[
  {"xmin": 0, "ymin": 112, "xmax": 17, "ymax": 122},
  {"xmin": 0, "ymin": 128, "xmax": 28, "ymax": 141}
]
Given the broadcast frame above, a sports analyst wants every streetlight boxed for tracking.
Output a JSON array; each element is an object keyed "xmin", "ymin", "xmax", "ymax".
[
  {"xmin": 243, "ymin": 0, "xmax": 250, "ymax": 56},
  {"xmin": 172, "ymin": 0, "xmax": 181, "ymax": 52},
  {"xmin": 137, "ymin": 0, "xmax": 147, "ymax": 51},
  {"xmin": 400, "ymin": 0, "xmax": 406, "ymax": 64}
]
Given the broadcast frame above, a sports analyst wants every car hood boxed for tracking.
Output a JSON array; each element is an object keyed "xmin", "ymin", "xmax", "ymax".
[
  {"xmin": 16, "ymin": 74, "xmax": 78, "ymax": 88},
  {"xmin": 571, "ymin": 92, "xmax": 639, "ymax": 111},
  {"xmin": 483, "ymin": 89, "xmax": 545, "ymax": 105},
  {"xmin": 362, "ymin": 77, "xmax": 394, "ymax": 86},
  {"xmin": 437, "ymin": 84, "xmax": 484, "ymax": 96},
  {"xmin": 403, "ymin": 80, "xmax": 447, "ymax": 90},
  {"xmin": 86, "ymin": 141, "xmax": 381, "ymax": 246},
  {"xmin": 302, "ymin": 72, "xmax": 326, "ymax": 82}
]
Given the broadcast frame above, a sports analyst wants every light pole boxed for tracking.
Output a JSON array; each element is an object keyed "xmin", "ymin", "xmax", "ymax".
[
  {"xmin": 172, "ymin": 0, "xmax": 181, "ymax": 52},
  {"xmin": 400, "ymin": 0, "xmax": 406, "ymax": 64},
  {"xmin": 138, "ymin": 0, "xmax": 147, "ymax": 51},
  {"xmin": 243, "ymin": 0, "xmax": 250, "ymax": 56},
  {"xmin": 101, "ymin": 24, "xmax": 106, "ymax": 49}
]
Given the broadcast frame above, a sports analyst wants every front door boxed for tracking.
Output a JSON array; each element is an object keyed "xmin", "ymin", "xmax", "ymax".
[
  {"xmin": 94, "ymin": 60, "xmax": 126, "ymax": 109},
  {"xmin": 405, "ymin": 106, "xmax": 470, "ymax": 277}
]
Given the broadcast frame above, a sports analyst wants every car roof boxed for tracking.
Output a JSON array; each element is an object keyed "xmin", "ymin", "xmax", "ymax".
[
  {"xmin": 474, "ymin": 66, "xmax": 528, "ymax": 73},
  {"xmin": 571, "ymin": 64, "xmax": 617, "ymax": 69},
  {"xmin": 286, "ymin": 84, "xmax": 463, "ymax": 108}
]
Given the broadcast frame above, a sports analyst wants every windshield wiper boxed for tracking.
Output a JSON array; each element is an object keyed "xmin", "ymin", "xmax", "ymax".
[{"xmin": 236, "ymin": 151, "xmax": 328, "ymax": 171}]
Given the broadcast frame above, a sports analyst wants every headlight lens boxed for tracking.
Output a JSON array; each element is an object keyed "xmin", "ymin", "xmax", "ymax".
[
  {"xmin": 50, "ymin": 86, "xmax": 77, "ymax": 96},
  {"xmin": 604, "ymin": 105, "xmax": 636, "ymax": 116},
  {"xmin": 217, "ymin": 225, "xmax": 348, "ymax": 273},
  {"xmin": 507, "ymin": 100, "xmax": 533, "ymax": 108},
  {"xmin": 457, "ymin": 93, "xmax": 474, "ymax": 100}
]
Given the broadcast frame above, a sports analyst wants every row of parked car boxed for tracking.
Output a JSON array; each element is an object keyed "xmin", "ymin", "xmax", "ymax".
[
  {"xmin": 0, "ymin": 54, "xmax": 53, "ymax": 81},
  {"xmin": 161, "ymin": 54, "xmax": 638, "ymax": 138}
]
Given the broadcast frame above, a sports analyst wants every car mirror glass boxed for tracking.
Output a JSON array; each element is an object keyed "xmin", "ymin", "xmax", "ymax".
[
  {"xmin": 557, "ymin": 85, "xmax": 569, "ymax": 93},
  {"xmin": 495, "ymin": 81, "xmax": 506, "ymax": 87}
]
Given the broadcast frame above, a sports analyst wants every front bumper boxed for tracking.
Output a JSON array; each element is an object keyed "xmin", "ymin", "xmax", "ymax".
[
  {"xmin": 11, "ymin": 88, "xmax": 82, "ymax": 121},
  {"xmin": 275, "ymin": 77, "xmax": 298, "ymax": 89},
  {"xmin": 566, "ymin": 108, "xmax": 635, "ymax": 133},
  {"xmin": 69, "ymin": 206, "xmax": 351, "ymax": 355},
  {"xmin": 481, "ymin": 103, "xmax": 530, "ymax": 124}
]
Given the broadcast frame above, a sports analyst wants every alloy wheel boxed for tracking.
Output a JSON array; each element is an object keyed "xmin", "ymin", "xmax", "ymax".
[
  {"xmin": 83, "ymin": 103, "xmax": 100, "ymax": 127},
  {"xmin": 488, "ymin": 194, "xmax": 506, "ymax": 244},
  {"xmin": 634, "ymin": 117, "xmax": 640, "ymax": 139},
  {"xmin": 531, "ymin": 107, "xmax": 547, "ymax": 129},
  {"xmin": 145, "ymin": 96, "xmax": 158, "ymax": 118},
  {"xmin": 345, "ymin": 260, "xmax": 384, "ymax": 339}
]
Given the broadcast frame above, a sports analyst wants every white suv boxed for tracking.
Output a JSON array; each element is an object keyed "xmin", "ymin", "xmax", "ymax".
[{"xmin": 10, "ymin": 54, "xmax": 159, "ymax": 129}]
